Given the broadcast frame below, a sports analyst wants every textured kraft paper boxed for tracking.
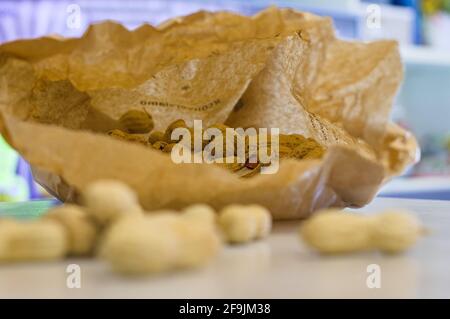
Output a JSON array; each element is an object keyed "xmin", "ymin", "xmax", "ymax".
[{"xmin": 0, "ymin": 7, "xmax": 417, "ymax": 219}]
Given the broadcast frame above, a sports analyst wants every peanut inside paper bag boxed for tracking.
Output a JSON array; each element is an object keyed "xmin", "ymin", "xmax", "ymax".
[{"xmin": 0, "ymin": 7, "xmax": 417, "ymax": 219}]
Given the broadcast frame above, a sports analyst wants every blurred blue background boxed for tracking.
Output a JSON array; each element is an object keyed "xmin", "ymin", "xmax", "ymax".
[{"xmin": 0, "ymin": 0, "xmax": 449, "ymax": 201}]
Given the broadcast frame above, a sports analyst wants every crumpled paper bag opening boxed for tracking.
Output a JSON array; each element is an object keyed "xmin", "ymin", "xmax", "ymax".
[{"xmin": 0, "ymin": 7, "xmax": 417, "ymax": 219}]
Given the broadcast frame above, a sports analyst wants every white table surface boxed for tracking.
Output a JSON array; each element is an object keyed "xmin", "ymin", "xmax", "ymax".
[
  {"xmin": 0, "ymin": 197, "xmax": 449, "ymax": 299},
  {"xmin": 379, "ymin": 176, "xmax": 450, "ymax": 194}
]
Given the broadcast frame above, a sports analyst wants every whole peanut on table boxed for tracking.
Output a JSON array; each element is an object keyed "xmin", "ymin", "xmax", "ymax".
[
  {"xmin": 82, "ymin": 180, "xmax": 143, "ymax": 226},
  {"xmin": 299, "ymin": 209, "xmax": 424, "ymax": 254},
  {"xmin": 44, "ymin": 204, "xmax": 98, "ymax": 256},
  {"xmin": 100, "ymin": 211, "xmax": 221, "ymax": 275},
  {"xmin": 218, "ymin": 204, "xmax": 272, "ymax": 244},
  {"xmin": 0, "ymin": 219, "xmax": 67, "ymax": 262}
]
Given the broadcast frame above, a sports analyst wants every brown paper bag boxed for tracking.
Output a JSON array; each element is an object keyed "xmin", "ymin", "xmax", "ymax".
[{"xmin": 0, "ymin": 7, "xmax": 417, "ymax": 219}]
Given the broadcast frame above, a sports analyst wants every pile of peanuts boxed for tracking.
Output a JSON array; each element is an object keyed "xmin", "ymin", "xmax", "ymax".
[
  {"xmin": 0, "ymin": 180, "xmax": 272, "ymax": 275},
  {"xmin": 108, "ymin": 109, "xmax": 325, "ymax": 177},
  {"xmin": 0, "ymin": 178, "xmax": 426, "ymax": 276}
]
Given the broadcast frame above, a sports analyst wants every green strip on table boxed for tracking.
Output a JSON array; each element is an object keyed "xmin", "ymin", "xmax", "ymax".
[{"xmin": 0, "ymin": 200, "xmax": 59, "ymax": 220}]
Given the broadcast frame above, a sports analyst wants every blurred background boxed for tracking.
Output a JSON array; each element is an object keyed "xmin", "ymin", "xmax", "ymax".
[{"xmin": 0, "ymin": 0, "xmax": 449, "ymax": 201}]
